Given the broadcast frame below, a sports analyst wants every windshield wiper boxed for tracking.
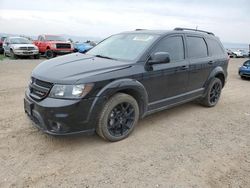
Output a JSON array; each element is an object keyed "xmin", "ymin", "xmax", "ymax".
[{"xmin": 95, "ymin": 54, "xmax": 116, "ymax": 60}]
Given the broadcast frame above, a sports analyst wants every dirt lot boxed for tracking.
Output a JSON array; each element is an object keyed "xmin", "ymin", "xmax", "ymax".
[{"xmin": 0, "ymin": 57, "xmax": 250, "ymax": 188}]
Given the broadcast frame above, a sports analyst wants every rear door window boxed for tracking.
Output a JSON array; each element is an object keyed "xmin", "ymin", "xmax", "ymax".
[{"xmin": 187, "ymin": 36, "xmax": 208, "ymax": 58}]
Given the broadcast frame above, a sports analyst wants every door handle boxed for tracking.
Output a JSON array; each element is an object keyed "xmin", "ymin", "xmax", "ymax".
[{"xmin": 180, "ymin": 65, "xmax": 189, "ymax": 70}]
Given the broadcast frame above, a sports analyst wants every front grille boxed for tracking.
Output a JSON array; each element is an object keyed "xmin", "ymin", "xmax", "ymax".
[
  {"xmin": 56, "ymin": 43, "xmax": 71, "ymax": 49},
  {"xmin": 29, "ymin": 77, "xmax": 53, "ymax": 101},
  {"xmin": 19, "ymin": 47, "xmax": 35, "ymax": 50}
]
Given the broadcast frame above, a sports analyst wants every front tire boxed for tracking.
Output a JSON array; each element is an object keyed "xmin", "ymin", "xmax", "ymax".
[
  {"xmin": 10, "ymin": 50, "xmax": 17, "ymax": 59},
  {"xmin": 34, "ymin": 54, "xmax": 40, "ymax": 59},
  {"xmin": 200, "ymin": 78, "xmax": 222, "ymax": 107},
  {"xmin": 97, "ymin": 93, "xmax": 139, "ymax": 142},
  {"xmin": 45, "ymin": 50, "xmax": 54, "ymax": 59}
]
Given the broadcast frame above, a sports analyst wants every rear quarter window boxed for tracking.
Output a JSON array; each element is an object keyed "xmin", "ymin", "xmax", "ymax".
[
  {"xmin": 187, "ymin": 36, "xmax": 208, "ymax": 58},
  {"xmin": 206, "ymin": 38, "xmax": 225, "ymax": 56}
]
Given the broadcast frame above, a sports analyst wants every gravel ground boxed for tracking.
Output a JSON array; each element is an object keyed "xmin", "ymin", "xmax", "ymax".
[{"xmin": 0, "ymin": 57, "xmax": 250, "ymax": 188}]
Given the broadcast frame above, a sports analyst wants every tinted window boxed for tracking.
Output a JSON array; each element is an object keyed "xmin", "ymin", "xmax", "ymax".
[
  {"xmin": 152, "ymin": 36, "xmax": 184, "ymax": 62},
  {"xmin": 187, "ymin": 36, "xmax": 208, "ymax": 58},
  {"xmin": 207, "ymin": 38, "xmax": 224, "ymax": 56}
]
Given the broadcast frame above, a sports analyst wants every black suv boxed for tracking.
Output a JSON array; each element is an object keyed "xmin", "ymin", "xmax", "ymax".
[{"xmin": 24, "ymin": 28, "xmax": 228, "ymax": 141}]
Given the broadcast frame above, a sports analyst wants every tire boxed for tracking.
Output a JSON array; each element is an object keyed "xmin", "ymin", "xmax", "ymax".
[
  {"xmin": 200, "ymin": 78, "xmax": 222, "ymax": 107},
  {"xmin": 34, "ymin": 54, "xmax": 40, "ymax": 59},
  {"xmin": 97, "ymin": 93, "xmax": 139, "ymax": 142},
  {"xmin": 10, "ymin": 49, "xmax": 17, "ymax": 59},
  {"xmin": 3, "ymin": 50, "xmax": 7, "ymax": 57},
  {"xmin": 241, "ymin": 76, "xmax": 246, "ymax": 80},
  {"xmin": 45, "ymin": 50, "xmax": 54, "ymax": 59}
]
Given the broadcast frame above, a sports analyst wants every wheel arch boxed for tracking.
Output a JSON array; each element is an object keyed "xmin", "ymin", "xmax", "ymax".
[
  {"xmin": 206, "ymin": 66, "xmax": 226, "ymax": 88},
  {"xmin": 90, "ymin": 79, "xmax": 149, "ymax": 120}
]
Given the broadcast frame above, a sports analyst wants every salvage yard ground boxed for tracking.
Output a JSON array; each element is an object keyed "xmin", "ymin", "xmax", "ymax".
[{"xmin": 0, "ymin": 58, "xmax": 250, "ymax": 187}]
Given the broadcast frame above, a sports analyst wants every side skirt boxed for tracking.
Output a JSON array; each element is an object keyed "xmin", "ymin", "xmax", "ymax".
[{"xmin": 144, "ymin": 88, "xmax": 204, "ymax": 117}]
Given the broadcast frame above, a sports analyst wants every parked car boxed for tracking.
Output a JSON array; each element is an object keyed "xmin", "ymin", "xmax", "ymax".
[
  {"xmin": 73, "ymin": 42, "xmax": 94, "ymax": 53},
  {"xmin": 0, "ymin": 36, "xmax": 7, "ymax": 54},
  {"xmin": 238, "ymin": 49, "xmax": 249, "ymax": 57},
  {"xmin": 3, "ymin": 37, "xmax": 39, "ymax": 59},
  {"xmin": 232, "ymin": 49, "xmax": 247, "ymax": 58},
  {"xmin": 24, "ymin": 28, "xmax": 228, "ymax": 141},
  {"xmin": 226, "ymin": 49, "xmax": 234, "ymax": 58},
  {"xmin": 239, "ymin": 59, "xmax": 250, "ymax": 79},
  {"xmin": 33, "ymin": 35, "xmax": 73, "ymax": 59}
]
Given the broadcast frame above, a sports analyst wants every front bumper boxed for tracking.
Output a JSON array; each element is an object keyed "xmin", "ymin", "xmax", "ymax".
[
  {"xmin": 14, "ymin": 49, "xmax": 39, "ymax": 56},
  {"xmin": 24, "ymin": 90, "xmax": 101, "ymax": 135},
  {"xmin": 239, "ymin": 69, "xmax": 250, "ymax": 77},
  {"xmin": 52, "ymin": 49, "xmax": 73, "ymax": 55}
]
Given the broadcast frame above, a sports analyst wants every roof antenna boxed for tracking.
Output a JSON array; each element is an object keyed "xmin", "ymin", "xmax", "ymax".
[{"xmin": 195, "ymin": 26, "xmax": 198, "ymax": 30}]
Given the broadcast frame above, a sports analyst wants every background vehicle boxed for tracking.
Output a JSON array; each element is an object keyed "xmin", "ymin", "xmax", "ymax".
[
  {"xmin": 0, "ymin": 36, "xmax": 7, "ymax": 54},
  {"xmin": 3, "ymin": 37, "xmax": 39, "ymax": 59},
  {"xmin": 24, "ymin": 28, "xmax": 228, "ymax": 142},
  {"xmin": 226, "ymin": 48, "xmax": 234, "ymax": 58},
  {"xmin": 33, "ymin": 35, "xmax": 73, "ymax": 59},
  {"xmin": 73, "ymin": 42, "xmax": 94, "ymax": 53},
  {"xmin": 232, "ymin": 49, "xmax": 246, "ymax": 58},
  {"xmin": 239, "ymin": 59, "xmax": 250, "ymax": 79}
]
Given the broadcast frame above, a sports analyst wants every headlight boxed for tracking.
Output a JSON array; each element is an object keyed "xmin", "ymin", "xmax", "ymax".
[
  {"xmin": 13, "ymin": 46, "xmax": 20, "ymax": 50},
  {"xmin": 49, "ymin": 83, "xmax": 94, "ymax": 99},
  {"xmin": 51, "ymin": 43, "xmax": 56, "ymax": 48}
]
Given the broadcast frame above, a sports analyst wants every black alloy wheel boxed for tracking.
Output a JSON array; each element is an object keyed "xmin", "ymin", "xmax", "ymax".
[
  {"xmin": 97, "ymin": 93, "xmax": 139, "ymax": 142},
  {"xmin": 107, "ymin": 102, "xmax": 135, "ymax": 137},
  {"xmin": 200, "ymin": 77, "xmax": 222, "ymax": 107},
  {"xmin": 209, "ymin": 82, "xmax": 221, "ymax": 105}
]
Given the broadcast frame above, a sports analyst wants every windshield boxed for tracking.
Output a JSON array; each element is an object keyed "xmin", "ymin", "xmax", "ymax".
[
  {"xmin": 244, "ymin": 61, "xmax": 250, "ymax": 66},
  {"xmin": 45, "ymin": 35, "xmax": 65, "ymax": 41},
  {"xmin": 10, "ymin": 37, "xmax": 32, "ymax": 44},
  {"xmin": 86, "ymin": 33, "xmax": 159, "ymax": 61}
]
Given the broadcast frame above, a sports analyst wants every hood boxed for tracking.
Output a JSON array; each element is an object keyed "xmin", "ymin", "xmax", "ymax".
[
  {"xmin": 11, "ymin": 44, "xmax": 37, "ymax": 48},
  {"xmin": 32, "ymin": 53, "xmax": 132, "ymax": 84}
]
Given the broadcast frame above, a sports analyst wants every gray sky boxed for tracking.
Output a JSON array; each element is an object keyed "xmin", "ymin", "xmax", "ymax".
[{"xmin": 0, "ymin": 0, "xmax": 249, "ymax": 43}]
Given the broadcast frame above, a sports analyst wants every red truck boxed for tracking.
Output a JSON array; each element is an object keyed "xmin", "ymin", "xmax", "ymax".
[{"xmin": 33, "ymin": 35, "xmax": 73, "ymax": 59}]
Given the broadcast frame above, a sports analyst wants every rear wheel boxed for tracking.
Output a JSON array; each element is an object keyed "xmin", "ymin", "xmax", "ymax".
[
  {"xmin": 97, "ymin": 93, "xmax": 139, "ymax": 142},
  {"xmin": 45, "ymin": 50, "xmax": 54, "ymax": 59},
  {"xmin": 200, "ymin": 78, "xmax": 222, "ymax": 107}
]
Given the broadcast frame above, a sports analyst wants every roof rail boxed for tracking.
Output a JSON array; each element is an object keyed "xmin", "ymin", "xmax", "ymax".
[
  {"xmin": 174, "ymin": 27, "xmax": 215, "ymax": 36},
  {"xmin": 135, "ymin": 29, "xmax": 146, "ymax": 31}
]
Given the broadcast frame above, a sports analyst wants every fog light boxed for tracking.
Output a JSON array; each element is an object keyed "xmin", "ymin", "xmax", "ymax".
[{"xmin": 51, "ymin": 122, "xmax": 62, "ymax": 132}]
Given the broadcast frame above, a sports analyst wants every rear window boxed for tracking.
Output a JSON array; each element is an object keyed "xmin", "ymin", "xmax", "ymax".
[
  {"xmin": 207, "ymin": 38, "xmax": 225, "ymax": 56},
  {"xmin": 187, "ymin": 36, "xmax": 208, "ymax": 58}
]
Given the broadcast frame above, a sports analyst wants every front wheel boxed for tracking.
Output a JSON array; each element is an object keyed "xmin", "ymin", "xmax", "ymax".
[
  {"xmin": 34, "ymin": 54, "xmax": 40, "ymax": 59},
  {"xmin": 97, "ymin": 93, "xmax": 139, "ymax": 142},
  {"xmin": 45, "ymin": 50, "xmax": 55, "ymax": 59},
  {"xmin": 200, "ymin": 78, "xmax": 222, "ymax": 107},
  {"xmin": 10, "ymin": 50, "xmax": 17, "ymax": 59}
]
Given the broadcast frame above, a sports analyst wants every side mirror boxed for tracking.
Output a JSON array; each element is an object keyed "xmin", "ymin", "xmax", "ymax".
[{"xmin": 148, "ymin": 52, "xmax": 170, "ymax": 65}]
